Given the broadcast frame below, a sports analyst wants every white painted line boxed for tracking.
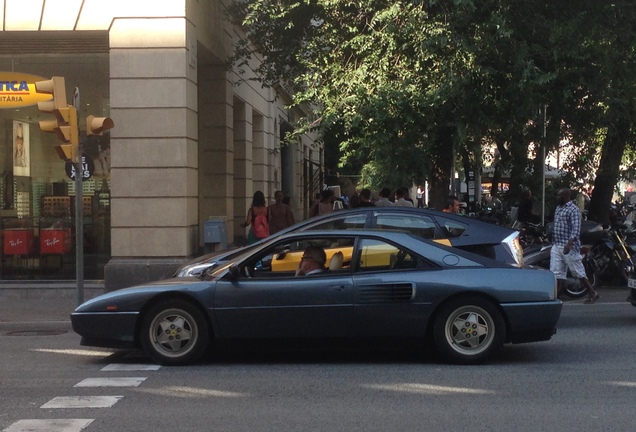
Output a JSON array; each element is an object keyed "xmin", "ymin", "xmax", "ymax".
[
  {"xmin": 101, "ymin": 363, "xmax": 161, "ymax": 371},
  {"xmin": 74, "ymin": 377, "xmax": 147, "ymax": 387},
  {"xmin": 3, "ymin": 419, "xmax": 93, "ymax": 432},
  {"xmin": 41, "ymin": 396, "xmax": 123, "ymax": 409}
]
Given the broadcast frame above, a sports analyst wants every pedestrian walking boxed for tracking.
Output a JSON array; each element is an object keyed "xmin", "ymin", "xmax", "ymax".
[
  {"xmin": 311, "ymin": 189, "xmax": 335, "ymax": 217},
  {"xmin": 241, "ymin": 190, "xmax": 271, "ymax": 244},
  {"xmin": 394, "ymin": 187, "xmax": 414, "ymax": 207},
  {"xmin": 353, "ymin": 188, "xmax": 375, "ymax": 207},
  {"xmin": 416, "ymin": 185, "xmax": 424, "ymax": 208},
  {"xmin": 269, "ymin": 190, "xmax": 295, "ymax": 234},
  {"xmin": 550, "ymin": 188, "xmax": 599, "ymax": 303},
  {"xmin": 374, "ymin": 188, "xmax": 394, "ymax": 207}
]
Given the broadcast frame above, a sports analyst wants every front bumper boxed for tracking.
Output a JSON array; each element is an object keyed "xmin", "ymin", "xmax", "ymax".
[{"xmin": 71, "ymin": 311, "xmax": 139, "ymax": 349}]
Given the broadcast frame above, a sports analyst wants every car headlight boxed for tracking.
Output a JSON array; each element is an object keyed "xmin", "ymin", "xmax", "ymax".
[{"xmin": 175, "ymin": 262, "xmax": 216, "ymax": 277}]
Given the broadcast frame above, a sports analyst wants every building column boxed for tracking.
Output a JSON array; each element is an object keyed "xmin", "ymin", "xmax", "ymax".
[
  {"xmin": 233, "ymin": 100, "xmax": 252, "ymax": 244},
  {"xmin": 105, "ymin": 17, "xmax": 198, "ymax": 290},
  {"xmin": 198, "ymin": 62, "xmax": 234, "ymax": 250},
  {"xmin": 252, "ymin": 112, "xmax": 271, "ymax": 196}
]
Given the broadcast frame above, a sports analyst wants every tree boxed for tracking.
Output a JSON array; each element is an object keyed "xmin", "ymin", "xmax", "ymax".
[
  {"xmin": 230, "ymin": 0, "xmax": 636, "ymax": 214},
  {"xmin": 232, "ymin": 0, "xmax": 495, "ymax": 207}
]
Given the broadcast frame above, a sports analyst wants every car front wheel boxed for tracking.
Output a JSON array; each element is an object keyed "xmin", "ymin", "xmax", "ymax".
[
  {"xmin": 433, "ymin": 296, "xmax": 505, "ymax": 364},
  {"xmin": 140, "ymin": 300, "xmax": 209, "ymax": 366}
]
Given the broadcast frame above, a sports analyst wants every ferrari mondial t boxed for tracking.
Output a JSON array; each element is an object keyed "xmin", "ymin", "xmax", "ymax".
[{"xmin": 71, "ymin": 230, "xmax": 562, "ymax": 365}]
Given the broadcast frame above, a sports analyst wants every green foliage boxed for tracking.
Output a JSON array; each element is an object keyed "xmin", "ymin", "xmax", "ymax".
[{"xmin": 229, "ymin": 0, "xmax": 636, "ymax": 209}]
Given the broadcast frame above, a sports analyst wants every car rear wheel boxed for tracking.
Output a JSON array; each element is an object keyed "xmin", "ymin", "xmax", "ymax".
[
  {"xmin": 433, "ymin": 296, "xmax": 505, "ymax": 364},
  {"xmin": 140, "ymin": 300, "xmax": 209, "ymax": 366}
]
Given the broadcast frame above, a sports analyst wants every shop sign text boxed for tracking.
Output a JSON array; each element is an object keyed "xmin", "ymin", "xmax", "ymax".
[{"xmin": 0, "ymin": 72, "xmax": 54, "ymax": 109}]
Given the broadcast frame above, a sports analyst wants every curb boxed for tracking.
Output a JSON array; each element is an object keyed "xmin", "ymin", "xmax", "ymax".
[{"xmin": 0, "ymin": 280, "xmax": 105, "ymax": 300}]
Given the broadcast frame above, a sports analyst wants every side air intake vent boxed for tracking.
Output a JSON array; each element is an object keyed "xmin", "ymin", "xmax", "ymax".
[{"xmin": 357, "ymin": 284, "xmax": 414, "ymax": 304}]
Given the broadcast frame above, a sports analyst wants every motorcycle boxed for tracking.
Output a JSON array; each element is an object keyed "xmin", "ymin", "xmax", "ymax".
[
  {"xmin": 522, "ymin": 220, "xmax": 602, "ymax": 299},
  {"xmin": 523, "ymin": 243, "xmax": 598, "ymax": 299},
  {"xmin": 514, "ymin": 221, "xmax": 549, "ymax": 249},
  {"xmin": 585, "ymin": 224, "xmax": 635, "ymax": 285}
]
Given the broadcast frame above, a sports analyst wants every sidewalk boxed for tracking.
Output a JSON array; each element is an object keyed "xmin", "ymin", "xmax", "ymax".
[{"xmin": 0, "ymin": 280, "xmax": 104, "ymax": 323}]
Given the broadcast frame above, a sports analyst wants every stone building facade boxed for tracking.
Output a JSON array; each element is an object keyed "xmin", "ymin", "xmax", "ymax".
[{"xmin": 0, "ymin": 0, "xmax": 322, "ymax": 289}]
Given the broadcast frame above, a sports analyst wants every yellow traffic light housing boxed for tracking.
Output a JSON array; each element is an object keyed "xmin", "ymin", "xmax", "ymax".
[
  {"xmin": 34, "ymin": 77, "xmax": 79, "ymax": 163},
  {"xmin": 86, "ymin": 115, "xmax": 114, "ymax": 136},
  {"xmin": 35, "ymin": 76, "xmax": 67, "ymax": 112}
]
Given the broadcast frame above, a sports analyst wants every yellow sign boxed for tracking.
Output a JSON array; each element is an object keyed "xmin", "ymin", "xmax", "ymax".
[{"xmin": 0, "ymin": 72, "xmax": 53, "ymax": 109}]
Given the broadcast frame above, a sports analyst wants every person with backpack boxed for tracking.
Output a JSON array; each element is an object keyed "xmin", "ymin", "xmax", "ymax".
[{"xmin": 241, "ymin": 190, "xmax": 271, "ymax": 244}]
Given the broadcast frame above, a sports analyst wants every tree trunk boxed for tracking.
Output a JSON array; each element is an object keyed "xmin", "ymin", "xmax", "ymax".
[
  {"xmin": 508, "ymin": 126, "xmax": 528, "ymax": 204},
  {"xmin": 588, "ymin": 114, "xmax": 631, "ymax": 225},
  {"xmin": 428, "ymin": 128, "xmax": 455, "ymax": 210}
]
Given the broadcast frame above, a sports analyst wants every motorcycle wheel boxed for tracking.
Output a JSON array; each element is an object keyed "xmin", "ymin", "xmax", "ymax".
[
  {"xmin": 617, "ymin": 259, "xmax": 631, "ymax": 284},
  {"xmin": 586, "ymin": 261, "xmax": 600, "ymax": 289},
  {"xmin": 564, "ymin": 277, "xmax": 588, "ymax": 299},
  {"xmin": 564, "ymin": 262, "xmax": 598, "ymax": 299}
]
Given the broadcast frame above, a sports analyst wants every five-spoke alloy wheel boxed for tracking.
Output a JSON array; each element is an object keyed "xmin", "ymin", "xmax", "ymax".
[
  {"xmin": 433, "ymin": 296, "xmax": 505, "ymax": 364},
  {"xmin": 140, "ymin": 300, "xmax": 209, "ymax": 366}
]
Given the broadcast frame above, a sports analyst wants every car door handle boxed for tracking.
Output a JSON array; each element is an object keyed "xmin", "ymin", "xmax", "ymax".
[{"xmin": 331, "ymin": 285, "xmax": 349, "ymax": 291}]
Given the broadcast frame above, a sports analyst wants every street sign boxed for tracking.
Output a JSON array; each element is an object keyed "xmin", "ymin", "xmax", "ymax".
[{"xmin": 65, "ymin": 154, "xmax": 95, "ymax": 181}]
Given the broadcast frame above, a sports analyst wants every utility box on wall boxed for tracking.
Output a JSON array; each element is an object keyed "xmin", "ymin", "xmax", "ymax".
[{"xmin": 204, "ymin": 216, "xmax": 227, "ymax": 253}]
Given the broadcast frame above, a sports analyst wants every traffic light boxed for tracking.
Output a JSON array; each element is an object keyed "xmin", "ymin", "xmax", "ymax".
[
  {"xmin": 34, "ymin": 77, "xmax": 80, "ymax": 163},
  {"xmin": 86, "ymin": 115, "xmax": 114, "ymax": 136},
  {"xmin": 35, "ymin": 76, "xmax": 67, "ymax": 111}
]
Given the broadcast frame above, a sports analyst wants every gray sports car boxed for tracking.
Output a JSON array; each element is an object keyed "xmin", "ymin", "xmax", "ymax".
[{"xmin": 72, "ymin": 230, "xmax": 561, "ymax": 365}]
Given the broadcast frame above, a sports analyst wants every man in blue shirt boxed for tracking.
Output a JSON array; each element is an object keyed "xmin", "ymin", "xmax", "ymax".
[{"xmin": 550, "ymin": 188, "xmax": 599, "ymax": 303}]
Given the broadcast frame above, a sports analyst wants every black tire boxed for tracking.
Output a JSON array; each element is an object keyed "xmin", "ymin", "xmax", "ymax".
[
  {"xmin": 565, "ymin": 278, "xmax": 588, "ymax": 299},
  {"xmin": 587, "ymin": 265, "xmax": 599, "ymax": 289},
  {"xmin": 433, "ymin": 296, "xmax": 506, "ymax": 365},
  {"xmin": 618, "ymin": 259, "xmax": 631, "ymax": 284},
  {"xmin": 564, "ymin": 256, "xmax": 599, "ymax": 299},
  {"xmin": 140, "ymin": 299, "xmax": 209, "ymax": 366}
]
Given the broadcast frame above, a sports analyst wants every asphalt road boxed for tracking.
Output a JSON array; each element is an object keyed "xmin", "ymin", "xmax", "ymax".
[{"xmin": 1, "ymin": 288, "xmax": 635, "ymax": 432}]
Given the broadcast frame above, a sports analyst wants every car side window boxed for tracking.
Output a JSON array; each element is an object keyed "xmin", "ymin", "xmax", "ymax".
[
  {"xmin": 304, "ymin": 214, "xmax": 367, "ymax": 231},
  {"xmin": 375, "ymin": 214, "xmax": 437, "ymax": 239},
  {"xmin": 246, "ymin": 237, "xmax": 355, "ymax": 277},
  {"xmin": 437, "ymin": 217, "xmax": 468, "ymax": 238},
  {"xmin": 356, "ymin": 239, "xmax": 418, "ymax": 272}
]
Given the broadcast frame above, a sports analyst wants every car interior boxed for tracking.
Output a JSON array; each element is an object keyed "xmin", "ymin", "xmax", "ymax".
[{"xmin": 242, "ymin": 235, "xmax": 427, "ymax": 277}]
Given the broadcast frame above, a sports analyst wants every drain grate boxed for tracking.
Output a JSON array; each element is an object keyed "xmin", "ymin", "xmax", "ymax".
[{"xmin": 7, "ymin": 330, "xmax": 67, "ymax": 336}]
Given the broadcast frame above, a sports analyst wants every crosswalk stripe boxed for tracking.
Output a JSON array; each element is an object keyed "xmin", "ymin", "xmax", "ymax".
[
  {"xmin": 101, "ymin": 363, "xmax": 161, "ymax": 371},
  {"xmin": 74, "ymin": 377, "xmax": 147, "ymax": 387},
  {"xmin": 41, "ymin": 396, "xmax": 124, "ymax": 409},
  {"xmin": 2, "ymin": 419, "xmax": 93, "ymax": 432},
  {"xmin": 6, "ymin": 365, "xmax": 157, "ymax": 430}
]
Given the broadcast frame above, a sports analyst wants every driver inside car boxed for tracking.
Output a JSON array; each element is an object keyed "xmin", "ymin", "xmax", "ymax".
[{"xmin": 295, "ymin": 246, "xmax": 327, "ymax": 276}]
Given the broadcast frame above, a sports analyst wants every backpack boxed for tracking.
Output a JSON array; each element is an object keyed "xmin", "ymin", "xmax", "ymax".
[{"xmin": 253, "ymin": 209, "xmax": 270, "ymax": 239}]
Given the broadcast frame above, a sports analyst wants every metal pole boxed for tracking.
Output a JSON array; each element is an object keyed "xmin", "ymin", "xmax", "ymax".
[
  {"xmin": 73, "ymin": 87, "xmax": 84, "ymax": 305},
  {"xmin": 541, "ymin": 105, "xmax": 547, "ymax": 226}
]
